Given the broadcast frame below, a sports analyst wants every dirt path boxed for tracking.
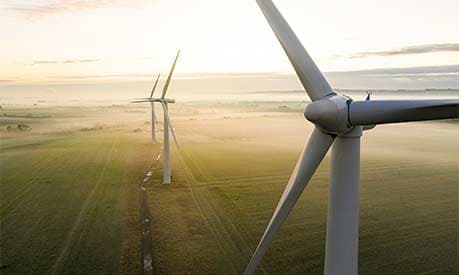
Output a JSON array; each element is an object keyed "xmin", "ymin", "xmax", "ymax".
[{"xmin": 139, "ymin": 150, "xmax": 162, "ymax": 275}]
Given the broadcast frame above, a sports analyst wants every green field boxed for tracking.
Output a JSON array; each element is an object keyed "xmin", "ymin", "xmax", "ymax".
[
  {"xmin": 0, "ymin": 106, "xmax": 160, "ymax": 274},
  {"xmin": 1, "ymin": 103, "xmax": 457, "ymax": 274},
  {"xmin": 148, "ymin": 114, "xmax": 458, "ymax": 274}
]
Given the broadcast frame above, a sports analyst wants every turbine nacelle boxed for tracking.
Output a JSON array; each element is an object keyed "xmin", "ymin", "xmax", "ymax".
[
  {"xmin": 132, "ymin": 97, "xmax": 176, "ymax": 104},
  {"xmin": 304, "ymin": 94, "xmax": 353, "ymax": 135}
]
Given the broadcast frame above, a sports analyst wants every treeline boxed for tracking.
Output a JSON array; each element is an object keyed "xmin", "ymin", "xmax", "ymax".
[{"xmin": 1, "ymin": 113, "xmax": 51, "ymax": 119}]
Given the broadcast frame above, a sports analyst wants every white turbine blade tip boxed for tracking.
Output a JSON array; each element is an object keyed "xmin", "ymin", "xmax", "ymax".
[
  {"xmin": 150, "ymin": 74, "xmax": 161, "ymax": 98},
  {"xmin": 161, "ymin": 51, "xmax": 180, "ymax": 99}
]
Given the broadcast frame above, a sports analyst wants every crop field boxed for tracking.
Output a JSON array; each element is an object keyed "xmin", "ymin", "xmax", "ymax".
[{"xmin": 1, "ymin": 102, "xmax": 457, "ymax": 274}]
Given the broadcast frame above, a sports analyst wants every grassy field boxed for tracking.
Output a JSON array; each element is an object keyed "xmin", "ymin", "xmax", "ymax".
[
  {"xmin": 148, "ymin": 113, "xmax": 458, "ymax": 274},
  {"xmin": 0, "ymin": 106, "xmax": 159, "ymax": 274},
  {"xmin": 1, "ymin": 102, "xmax": 457, "ymax": 274}
]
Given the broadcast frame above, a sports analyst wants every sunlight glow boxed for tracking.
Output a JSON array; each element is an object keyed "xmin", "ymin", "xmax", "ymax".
[{"xmin": 1, "ymin": 0, "xmax": 458, "ymax": 84}]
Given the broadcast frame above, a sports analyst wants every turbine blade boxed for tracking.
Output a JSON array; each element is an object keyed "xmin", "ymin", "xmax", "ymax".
[
  {"xmin": 151, "ymin": 103, "xmax": 157, "ymax": 124},
  {"xmin": 151, "ymin": 103, "xmax": 156, "ymax": 142},
  {"xmin": 131, "ymin": 100, "xmax": 153, "ymax": 103},
  {"xmin": 256, "ymin": 0, "xmax": 335, "ymax": 101},
  {"xmin": 244, "ymin": 128, "xmax": 334, "ymax": 275},
  {"xmin": 150, "ymin": 74, "xmax": 161, "ymax": 98},
  {"xmin": 349, "ymin": 100, "xmax": 459, "ymax": 126},
  {"xmin": 161, "ymin": 51, "xmax": 180, "ymax": 99},
  {"xmin": 160, "ymin": 102, "xmax": 180, "ymax": 149},
  {"xmin": 153, "ymin": 108, "xmax": 159, "ymax": 125},
  {"xmin": 133, "ymin": 98, "xmax": 156, "ymax": 102}
]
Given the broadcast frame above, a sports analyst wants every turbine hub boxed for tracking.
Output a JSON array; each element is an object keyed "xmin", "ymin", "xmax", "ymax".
[
  {"xmin": 153, "ymin": 98, "xmax": 176, "ymax": 104},
  {"xmin": 304, "ymin": 95, "xmax": 353, "ymax": 134}
]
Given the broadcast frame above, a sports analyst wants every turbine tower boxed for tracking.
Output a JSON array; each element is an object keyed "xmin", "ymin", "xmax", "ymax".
[
  {"xmin": 160, "ymin": 50, "xmax": 181, "ymax": 184},
  {"xmin": 244, "ymin": 1, "xmax": 459, "ymax": 274},
  {"xmin": 133, "ymin": 51, "xmax": 181, "ymax": 184}
]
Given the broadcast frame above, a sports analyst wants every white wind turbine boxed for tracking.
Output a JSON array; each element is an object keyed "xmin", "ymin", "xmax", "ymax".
[
  {"xmin": 146, "ymin": 74, "xmax": 160, "ymax": 143},
  {"xmin": 133, "ymin": 51, "xmax": 181, "ymax": 184},
  {"xmin": 245, "ymin": 1, "xmax": 459, "ymax": 275}
]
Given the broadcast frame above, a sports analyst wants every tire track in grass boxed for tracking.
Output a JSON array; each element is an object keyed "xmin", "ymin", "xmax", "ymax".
[
  {"xmin": 175, "ymin": 147, "xmax": 266, "ymax": 274},
  {"xmin": 1, "ymin": 137, "xmax": 84, "ymax": 225},
  {"xmin": 1, "ymin": 142, "xmax": 63, "ymax": 215},
  {"xmin": 173, "ymin": 150, "xmax": 238, "ymax": 274},
  {"xmin": 50, "ymin": 137, "xmax": 119, "ymax": 274}
]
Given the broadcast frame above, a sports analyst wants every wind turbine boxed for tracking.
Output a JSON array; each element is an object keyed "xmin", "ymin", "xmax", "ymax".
[
  {"xmin": 133, "ymin": 51, "xmax": 181, "ymax": 184},
  {"xmin": 148, "ymin": 74, "xmax": 161, "ymax": 143},
  {"xmin": 244, "ymin": 1, "xmax": 459, "ymax": 275}
]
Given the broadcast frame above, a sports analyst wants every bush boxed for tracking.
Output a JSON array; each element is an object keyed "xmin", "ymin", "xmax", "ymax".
[
  {"xmin": 6, "ymin": 124, "xmax": 31, "ymax": 132},
  {"xmin": 278, "ymin": 105, "xmax": 291, "ymax": 111},
  {"xmin": 80, "ymin": 125, "xmax": 104, "ymax": 132}
]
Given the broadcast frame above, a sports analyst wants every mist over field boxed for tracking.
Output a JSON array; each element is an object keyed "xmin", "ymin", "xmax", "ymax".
[
  {"xmin": 2, "ymin": 0, "xmax": 458, "ymax": 273},
  {"xmin": 1, "ymin": 71, "xmax": 458, "ymax": 274},
  {"xmin": 1, "ymin": 72, "xmax": 459, "ymax": 106}
]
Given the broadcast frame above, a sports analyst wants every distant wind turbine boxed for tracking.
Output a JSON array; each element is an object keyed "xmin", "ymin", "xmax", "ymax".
[
  {"xmin": 133, "ymin": 51, "xmax": 181, "ymax": 184},
  {"xmin": 244, "ymin": 1, "xmax": 459, "ymax": 275},
  {"xmin": 148, "ymin": 74, "xmax": 160, "ymax": 143}
]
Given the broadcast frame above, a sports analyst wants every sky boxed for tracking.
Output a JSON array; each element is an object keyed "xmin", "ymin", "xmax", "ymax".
[{"xmin": 1, "ymin": 0, "xmax": 459, "ymax": 89}]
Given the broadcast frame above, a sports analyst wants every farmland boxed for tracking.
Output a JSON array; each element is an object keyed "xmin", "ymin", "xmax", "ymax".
[
  {"xmin": 1, "ymin": 102, "xmax": 457, "ymax": 274},
  {"xmin": 0, "ymin": 106, "xmax": 157, "ymax": 274}
]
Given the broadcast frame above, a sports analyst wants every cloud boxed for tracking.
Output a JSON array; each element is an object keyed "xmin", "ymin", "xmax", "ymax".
[
  {"xmin": 45, "ymin": 65, "xmax": 459, "ymax": 81},
  {"xmin": 47, "ymin": 73, "xmax": 153, "ymax": 80},
  {"xmin": 2, "ymin": 65, "xmax": 459, "ymax": 90},
  {"xmin": 45, "ymin": 72, "xmax": 322, "ymax": 81},
  {"xmin": 40, "ymin": 65, "xmax": 459, "ymax": 91},
  {"xmin": 350, "ymin": 43, "xmax": 459, "ymax": 58},
  {"xmin": 31, "ymin": 60, "xmax": 59, "ymax": 65},
  {"xmin": 31, "ymin": 59, "xmax": 101, "ymax": 66},
  {"xmin": 328, "ymin": 64, "xmax": 459, "ymax": 76},
  {"xmin": 62, "ymin": 59, "xmax": 101, "ymax": 64},
  {"xmin": 7, "ymin": 0, "xmax": 151, "ymax": 18},
  {"xmin": 325, "ymin": 65, "xmax": 459, "ymax": 89}
]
